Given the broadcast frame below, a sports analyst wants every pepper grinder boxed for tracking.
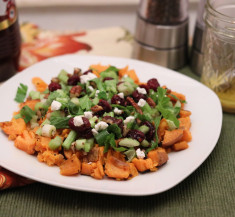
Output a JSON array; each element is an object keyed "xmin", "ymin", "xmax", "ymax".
[
  {"xmin": 190, "ymin": 0, "xmax": 206, "ymax": 75},
  {"xmin": 132, "ymin": 0, "xmax": 189, "ymax": 70}
]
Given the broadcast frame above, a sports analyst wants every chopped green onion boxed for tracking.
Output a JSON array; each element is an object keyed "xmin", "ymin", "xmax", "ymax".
[
  {"xmin": 29, "ymin": 90, "xmax": 41, "ymax": 100},
  {"xmin": 58, "ymin": 69, "xmax": 69, "ymax": 83},
  {"xmin": 124, "ymin": 148, "xmax": 136, "ymax": 162},
  {"xmin": 119, "ymin": 138, "xmax": 140, "ymax": 148},
  {"xmin": 49, "ymin": 136, "xmax": 62, "ymax": 150},
  {"xmin": 138, "ymin": 125, "xmax": 149, "ymax": 134},
  {"xmin": 62, "ymin": 130, "xmax": 77, "ymax": 150},
  {"xmin": 14, "ymin": 83, "xmax": 28, "ymax": 103}
]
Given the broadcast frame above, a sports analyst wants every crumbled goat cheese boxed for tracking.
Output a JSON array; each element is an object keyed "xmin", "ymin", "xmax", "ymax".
[
  {"xmin": 123, "ymin": 74, "xmax": 128, "ymax": 78},
  {"xmin": 136, "ymin": 87, "xmax": 147, "ymax": 95},
  {"xmin": 136, "ymin": 148, "xmax": 145, "ymax": 159},
  {"xmin": 84, "ymin": 111, "xmax": 93, "ymax": 119},
  {"xmin": 51, "ymin": 100, "xmax": 62, "ymax": 111},
  {"xmin": 95, "ymin": 121, "xmax": 108, "ymax": 131},
  {"xmin": 88, "ymin": 86, "xmax": 94, "ymax": 91},
  {"xmin": 117, "ymin": 92, "xmax": 124, "ymax": 99},
  {"xmin": 114, "ymin": 107, "xmax": 123, "ymax": 115},
  {"xmin": 41, "ymin": 124, "xmax": 56, "ymax": 137},
  {"xmin": 73, "ymin": 116, "xmax": 84, "ymax": 127},
  {"xmin": 92, "ymin": 129, "xmax": 99, "ymax": 136},
  {"xmin": 124, "ymin": 116, "xmax": 135, "ymax": 125},
  {"xmin": 80, "ymin": 73, "xmax": 97, "ymax": 84},
  {"xmin": 95, "ymin": 90, "xmax": 100, "ymax": 97},
  {"xmin": 137, "ymin": 99, "xmax": 146, "ymax": 107}
]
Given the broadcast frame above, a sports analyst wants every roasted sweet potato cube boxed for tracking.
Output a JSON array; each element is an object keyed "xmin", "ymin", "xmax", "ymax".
[
  {"xmin": 162, "ymin": 129, "xmax": 184, "ymax": 147},
  {"xmin": 132, "ymin": 158, "xmax": 154, "ymax": 172},
  {"xmin": 60, "ymin": 154, "xmax": 81, "ymax": 176},
  {"xmin": 147, "ymin": 147, "xmax": 168, "ymax": 167},
  {"xmin": 172, "ymin": 141, "xmax": 189, "ymax": 151}
]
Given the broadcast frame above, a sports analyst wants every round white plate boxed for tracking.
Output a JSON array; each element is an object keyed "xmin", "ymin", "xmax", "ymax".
[{"xmin": 0, "ymin": 55, "xmax": 222, "ymax": 196}]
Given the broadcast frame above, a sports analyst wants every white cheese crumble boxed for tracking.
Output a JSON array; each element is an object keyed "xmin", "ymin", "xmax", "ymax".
[
  {"xmin": 73, "ymin": 116, "xmax": 84, "ymax": 127},
  {"xmin": 84, "ymin": 111, "xmax": 93, "ymax": 119},
  {"xmin": 95, "ymin": 90, "xmax": 100, "ymax": 97},
  {"xmin": 94, "ymin": 121, "xmax": 108, "ymax": 131},
  {"xmin": 117, "ymin": 92, "xmax": 124, "ymax": 99},
  {"xmin": 136, "ymin": 87, "xmax": 147, "ymax": 95},
  {"xmin": 80, "ymin": 73, "xmax": 97, "ymax": 84},
  {"xmin": 138, "ymin": 99, "xmax": 146, "ymax": 107},
  {"xmin": 123, "ymin": 74, "xmax": 128, "ymax": 78},
  {"xmin": 51, "ymin": 100, "xmax": 62, "ymax": 111},
  {"xmin": 114, "ymin": 107, "xmax": 123, "ymax": 115},
  {"xmin": 88, "ymin": 85, "xmax": 94, "ymax": 92},
  {"xmin": 41, "ymin": 124, "xmax": 56, "ymax": 137},
  {"xmin": 124, "ymin": 116, "xmax": 135, "ymax": 125},
  {"xmin": 92, "ymin": 129, "xmax": 99, "ymax": 136},
  {"xmin": 136, "ymin": 148, "xmax": 145, "ymax": 159}
]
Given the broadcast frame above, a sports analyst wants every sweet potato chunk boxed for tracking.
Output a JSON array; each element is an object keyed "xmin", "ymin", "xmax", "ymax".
[
  {"xmin": 14, "ymin": 130, "xmax": 36, "ymax": 154},
  {"xmin": 181, "ymin": 129, "xmax": 192, "ymax": 142},
  {"xmin": 179, "ymin": 117, "xmax": 191, "ymax": 130},
  {"xmin": 128, "ymin": 163, "xmax": 139, "ymax": 179},
  {"xmin": 132, "ymin": 158, "xmax": 154, "ymax": 172},
  {"xmin": 172, "ymin": 141, "xmax": 189, "ymax": 151},
  {"xmin": 179, "ymin": 109, "xmax": 191, "ymax": 118},
  {"xmin": 91, "ymin": 161, "xmax": 105, "ymax": 180},
  {"xmin": 60, "ymin": 154, "xmax": 81, "ymax": 176},
  {"xmin": 19, "ymin": 99, "xmax": 40, "ymax": 110},
  {"xmin": 147, "ymin": 147, "xmax": 168, "ymax": 167},
  {"xmin": 35, "ymin": 136, "xmax": 51, "ymax": 152},
  {"xmin": 32, "ymin": 77, "xmax": 48, "ymax": 92},
  {"xmin": 81, "ymin": 161, "xmax": 105, "ymax": 180},
  {"xmin": 0, "ymin": 118, "xmax": 26, "ymax": 140},
  {"xmin": 157, "ymin": 118, "xmax": 169, "ymax": 142},
  {"xmin": 162, "ymin": 129, "xmax": 184, "ymax": 147},
  {"xmin": 105, "ymin": 155, "xmax": 130, "ymax": 179},
  {"xmin": 37, "ymin": 150, "xmax": 64, "ymax": 166}
]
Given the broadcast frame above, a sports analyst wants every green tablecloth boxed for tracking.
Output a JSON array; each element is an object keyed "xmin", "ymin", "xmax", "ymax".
[{"xmin": 0, "ymin": 66, "xmax": 234, "ymax": 217}]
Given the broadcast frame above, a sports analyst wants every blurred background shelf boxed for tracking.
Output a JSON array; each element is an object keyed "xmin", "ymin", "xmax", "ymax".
[{"xmin": 16, "ymin": 0, "xmax": 199, "ymax": 37}]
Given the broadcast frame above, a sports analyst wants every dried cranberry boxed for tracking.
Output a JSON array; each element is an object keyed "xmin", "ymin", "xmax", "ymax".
[
  {"xmin": 103, "ymin": 77, "xmax": 114, "ymax": 82},
  {"xmin": 142, "ymin": 121, "xmax": 155, "ymax": 141},
  {"xmin": 67, "ymin": 74, "xmax": 80, "ymax": 86},
  {"xmin": 103, "ymin": 116, "xmax": 124, "ymax": 130},
  {"xmin": 111, "ymin": 94, "xmax": 125, "ymax": 106},
  {"xmin": 132, "ymin": 90, "xmax": 147, "ymax": 102},
  {"xmin": 83, "ymin": 128, "xmax": 93, "ymax": 139},
  {"xmin": 69, "ymin": 117, "xmax": 92, "ymax": 135},
  {"xmin": 139, "ymin": 84, "xmax": 149, "ymax": 94},
  {"xmin": 127, "ymin": 130, "xmax": 145, "ymax": 143},
  {"xmin": 48, "ymin": 82, "xmax": 61, "ymax": 92},
  {"xmin": 98, "ymin": 99, "xmax": 112, "ymax": 112},
  {"xmin": 147, "ymin": 78, "xmax": 160, "ymax": 91},
  {"xmin": 83, "ymin": 69, "xmax": 93, "ymax": 75}
]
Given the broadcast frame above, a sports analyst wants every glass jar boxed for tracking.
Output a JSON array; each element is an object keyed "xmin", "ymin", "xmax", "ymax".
[{"xmin": 201, "ymin": 0, "xmax": 235, "ymax": 113}]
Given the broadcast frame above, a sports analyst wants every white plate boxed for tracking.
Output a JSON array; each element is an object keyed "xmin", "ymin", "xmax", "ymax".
[{"xmin": 0, "ymin": 55, "xmax": 222, "ymax": 196}]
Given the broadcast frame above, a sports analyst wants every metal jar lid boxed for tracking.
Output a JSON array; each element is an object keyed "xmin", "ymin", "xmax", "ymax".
[
  {"xmin": 132, "ymin": 40, "xmax": 188, "ymax": 70},
  {"xmin": 135, "ymin": 15, "xmax": 188, "ymax": 49}
]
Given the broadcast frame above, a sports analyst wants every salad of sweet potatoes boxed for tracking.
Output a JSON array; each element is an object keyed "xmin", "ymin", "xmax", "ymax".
[{"xmin": 0, "ymin": 64, "xmax": 192, "ymax": 180}]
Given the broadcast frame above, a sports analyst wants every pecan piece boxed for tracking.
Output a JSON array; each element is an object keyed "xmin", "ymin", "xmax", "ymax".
[
  {"xmin": 73, "ymin": 67, "xmax": 82, "ymax": 76},
  {"xmin": 91, "ymin": 105, "xmax": 103, "ymax": 114},
  {"xmin": 70, "ymin": 85, "xmax": 82, "ymax": 98},
  {"xmin": 126, "ymin": 97, "xmax": 143, "ymax": 115},
  {"xmin": 51, "ymin": 77, "xmax": 60, "ymax": 83},
  {"xmin": 146, "ymin": 97, "xmax": 156, "ymax": 108}
]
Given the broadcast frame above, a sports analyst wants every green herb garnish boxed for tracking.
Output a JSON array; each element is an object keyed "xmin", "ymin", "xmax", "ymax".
[{"xmin": 14, "ymin": 83, "xmax": 28, "ymax": 103}]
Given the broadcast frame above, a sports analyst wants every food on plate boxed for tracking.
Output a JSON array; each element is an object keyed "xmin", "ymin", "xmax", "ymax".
[{"xmin": 0, "ymin": 64, "xmax": 192, "ymax": 180}]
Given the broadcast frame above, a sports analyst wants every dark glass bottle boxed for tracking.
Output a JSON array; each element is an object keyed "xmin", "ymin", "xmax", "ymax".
[{"xmin": 0, "ymin": 0, "xmax": 21, "ymax": 81}]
